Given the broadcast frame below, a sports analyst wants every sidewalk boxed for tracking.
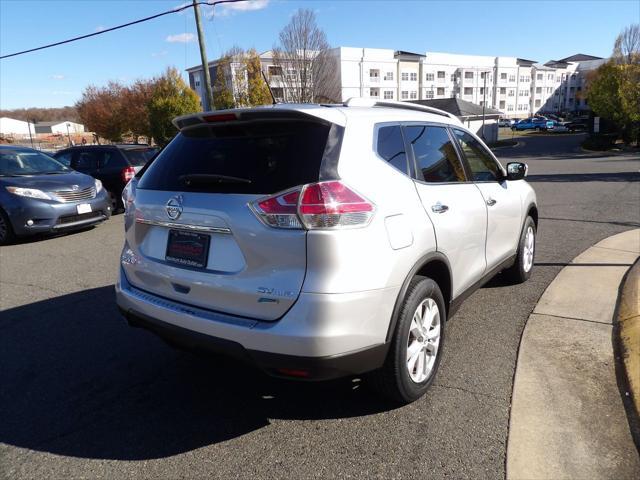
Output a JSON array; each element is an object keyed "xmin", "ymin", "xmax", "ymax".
[{"xmin": 507, "ymin": 229, "xmax": 640, "ymax": 480}]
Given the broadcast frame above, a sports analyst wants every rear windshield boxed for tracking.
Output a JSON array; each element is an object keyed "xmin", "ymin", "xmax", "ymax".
[
  {"xmin": 137, "ymin": 121, "xmax": 331, "ymax": 194},
  {"xmin": 122, "ymin": 148, "xmax": 157, "ymax": 167}
]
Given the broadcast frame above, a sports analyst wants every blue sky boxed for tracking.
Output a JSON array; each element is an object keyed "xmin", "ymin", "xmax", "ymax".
[{"xmin": 1, "ymin": 0, "xmax": 638, "ymax": 109}]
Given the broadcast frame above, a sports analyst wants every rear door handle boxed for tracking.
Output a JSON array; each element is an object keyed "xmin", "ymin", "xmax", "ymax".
[
  {"xmin": 431, "ymin": 202, "xmax": 449, "ymax": 214},
  {"xmin": 486, "ymin": 198, "xmax": 497, "ymax": 206}
]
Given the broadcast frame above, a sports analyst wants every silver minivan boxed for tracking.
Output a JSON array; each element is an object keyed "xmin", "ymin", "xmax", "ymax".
[{"xmin": 116, "ymin": 100, "xmax": 537, "ymax": 403}]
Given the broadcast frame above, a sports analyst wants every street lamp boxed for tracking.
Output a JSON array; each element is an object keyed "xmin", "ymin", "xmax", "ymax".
[{"xmin": 66, "ymin": 122, "xmax": 71, "ymax": 146}]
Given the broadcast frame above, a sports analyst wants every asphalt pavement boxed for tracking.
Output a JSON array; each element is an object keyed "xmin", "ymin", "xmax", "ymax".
[{"xmin": 1, "ymin": 132, "xmax": 639, "ymax": 479}]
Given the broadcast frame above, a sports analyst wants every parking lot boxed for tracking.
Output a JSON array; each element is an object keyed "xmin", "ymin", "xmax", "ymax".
[{"xmin": 1, "ymin": 133, "xmax": 638, "ymax": 479}]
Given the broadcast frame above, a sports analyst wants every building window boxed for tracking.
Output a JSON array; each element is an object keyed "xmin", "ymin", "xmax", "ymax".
[
  {"xmin": 425, "ymin": 90, "xmax": 434, "ymax": 99},
  {"xmin": 401, "ymin": 90, "xmax": 408, "ymax": 99},
  {"xmin": 436, "ymin": 87, "xmax": 445, "ymax": 96},
  {"xmin": 508, "ymin": 89, "xmax": 515, "ymax": 97},
  {"xmin": 286, "ymin": 68, "xmax": 298, "ymax": 82},
  {"xmin": 499, "ymin": 100, "xmax": 506, "ymax": 109},
  {"xmin": 535, "ymin": 87, "xmax": 542, "ymax": 94},
  {"xmin": 518, "ymin": 104, "xmax": 527, "ymax": 111},
  {"xmin": 536, "ymin": 74, "xmax": 543, "ymax": 80},
  {"xmin": 401, "ymin": 72, "xmax": 409, "ymax": 81},
  {"xmin": 195, "ymin": 80, "xmax": 200, "ymax": 87},
  {"xmin": 464, "ymin": 87, "xmax": 473, "ymax": 95},
  {"xmin": 500, "ymin": 87, "xmax": 506, "ymax": 95},
  {"xmin": 557, "ymin": 75, "xmax": 562, "ymax": 82},
  {"xmin": 384, "ymin": 71, "xmax": 394, "ymax": 81},
  {"xmin": 383, "ymin": 90, "xmax": 393, "ymax": 99},
  {"xmin": 268, "ymin": 65, "xmax": 283, "ymax": 77},
  {"xmin": 480, "ymin": 87, "xmax": 485, "ymax": 95},
  {"xmin": 272, "ymin": 87, "xmax": 284, "ymax": 101},
  {"xmin": 437, "ymin": 71, "xmax": 445, "ymax": 79},
  {"xmin": 426, "ymin": 73, "xmax": 434, "ymax": 81},
  {"xmin": 500, "ymin": 73, "xmax": 507, "ymax": 80},
  {"xmin": 370, "ymin": 87, "xmax": 379, "ymax": 98},
  {"xmin": 547, "ymin": 87, "xmax": 553, "ymax": 94},
  {"xmin": 410, "ymin": 72, "xmax": 417, "ymax": 82},
  {"xmin": 568, "ymin": 98, "xmax": 574, "ymax": 104},
  {"xmin": 370, "ymin": 69, "xmax": 380, "ymax": 82},
  {"xmin": 548, "ymin": 74, "xmax": 554, "ymax": 81},
  {"xmin": 451, "ymin": 74, "xmax": 456, "ymax": 81},
  {"xmin": 410, "ymin": 91, "xmax": 417, "ymax": 99},
  {"xmin": 535, "ymin": 99, "xmax": 541, "ymax": 107},
  {"xmin": 507, "ymin": 105, "xmax": 514, "ymax": 111},
  {"xmin": 465, "ymin": 71, "xmax": 474, "ymax": 79}
]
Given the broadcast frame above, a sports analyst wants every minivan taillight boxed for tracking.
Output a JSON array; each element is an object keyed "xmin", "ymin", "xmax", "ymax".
[
  {"xmin": 121, "ymin": 166, "xmax": 136, "ymax": 183},
  {"xmin": 251, "ymin": 181, "xmax": 374, "ymax": 230}
]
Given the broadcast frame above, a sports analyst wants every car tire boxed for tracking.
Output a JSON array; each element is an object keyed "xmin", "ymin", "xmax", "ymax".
[
  {"xmin": 107, "ymin": 191, "xmax": 123, "ymax": 214},
  {"xmin": 504, "ymin": 216, "xmax": 536, "ymax": 284},
  {"xmin": 368, "ymin": 276, "xmax": 446, "ymax": 404},
  {"xmin": 0, "ymin": 208, "xmax": 15, "ymax": 246}
]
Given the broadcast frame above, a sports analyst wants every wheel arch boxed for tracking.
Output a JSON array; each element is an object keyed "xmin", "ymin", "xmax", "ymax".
[
  {"xmin": 385, "ymin": 252, "xmax": 453, "ymax": 343},
  {"xmin": 526, "ymin": 203, "xmax": 538, "ymax": 228}
]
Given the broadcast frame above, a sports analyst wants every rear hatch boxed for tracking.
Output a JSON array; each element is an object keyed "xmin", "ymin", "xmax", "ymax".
[{"xmin": 124, "ymin": 112, "xmax": 340, "ymax": 321}]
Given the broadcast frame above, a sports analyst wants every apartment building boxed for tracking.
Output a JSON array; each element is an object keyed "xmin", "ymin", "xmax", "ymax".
[{"xmin": 186, "ymin": 49, "xmax": 604, "ymax": 118}]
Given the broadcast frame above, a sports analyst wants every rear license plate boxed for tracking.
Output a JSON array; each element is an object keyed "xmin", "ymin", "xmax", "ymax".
[
  {"xmin": 77, "ymin": 203, "xmax": 92, "ymax": 214},
  {"xmin": 166, "ymin": 229, "xmax": 210, "ymax": 268}
]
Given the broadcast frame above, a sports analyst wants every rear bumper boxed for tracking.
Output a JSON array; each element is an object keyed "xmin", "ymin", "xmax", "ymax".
[
  {"xmin": 115, "ymin": 267, "xmax": 396, "ymax": 380},
  {"xmin": 121, "ymin": 307, "xmax": 387, "ymax": 380}
]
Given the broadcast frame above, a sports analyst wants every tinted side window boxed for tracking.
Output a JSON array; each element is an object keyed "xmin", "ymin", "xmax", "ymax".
[
  {"xmin": 376, "ymin": 125, "xmax": 408, "ymax": 175},
  {"xmin": 405, "ymin": 126, "xmax": 466, "ymax": 183},
  {"xmin": 55, "ymin": 151, "xmax": 72, "ymax": 167},
  {"xmin": 453, "ymin": 129, "xmax": 502, "ymax": 182},
  {"xmin": 74, "ymin": 151, "xmax": 99, "ymax": 170}
]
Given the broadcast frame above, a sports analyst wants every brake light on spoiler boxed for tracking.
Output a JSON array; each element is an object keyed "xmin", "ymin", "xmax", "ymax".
[{"xmin": 251, "ymin": 181, "xmax": 374, "ymax": 230}]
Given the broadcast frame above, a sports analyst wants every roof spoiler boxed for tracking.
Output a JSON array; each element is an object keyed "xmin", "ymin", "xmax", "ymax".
[{"xmin": 343, "ymin": 97, "xmax": 459, "ymax": 122}]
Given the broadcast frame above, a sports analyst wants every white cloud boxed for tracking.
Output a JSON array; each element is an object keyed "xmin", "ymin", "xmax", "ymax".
[
  {"xmin": 208, "ymin": 0, "xmax": 269, "ymax": 18},
  {"xmin": 166, "ymin": 33, "xmax": 195, "ymax": 43},
  {"xmin": 151, "ymin": 50, "xmax": 169, "ymax": 58},
  {"xmin": 172, "ymin": 2, "xmax": 192, "ymax": 14},
  {"xmin": 50, "ymin": 74, "xmax": 65, "ymax": 80},
  {"xmin": 95, "ymin": 25, "xmax": 106, "ymax": 32}
]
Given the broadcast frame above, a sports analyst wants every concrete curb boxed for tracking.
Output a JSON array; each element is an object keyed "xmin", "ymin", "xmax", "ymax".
[
  {"xmin": 618, "ymin": 259, "xmax": 640, "ymax": 429},
  {"xmin": 507, "ymin": 229, "xmax": 640, "ymax": 480}
]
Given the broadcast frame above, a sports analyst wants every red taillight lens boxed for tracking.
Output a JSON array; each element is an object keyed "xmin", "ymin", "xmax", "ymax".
[
  {"xmin": 253, "ymin": 189, "xmax": 303, "ymax": 229},
  {"xmin": 251, "ymin": 181, "xmax": 374, "ymax": 230},
  {"xmin": 298, "ymin": 181, "xmax": 374, "ymax": 229},
  {"xmin": 121, "ymin": 166, "xmax": 136, "ymax": 183}
]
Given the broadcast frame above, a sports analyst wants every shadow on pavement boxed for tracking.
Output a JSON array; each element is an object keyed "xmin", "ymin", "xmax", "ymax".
[
  {"xmin": 0, "ymin": 286, "xmax": 391, "ymax": 461},
  {"xmin": 527, "ymin": 172, "xmax": 639, "ymax": 183}
]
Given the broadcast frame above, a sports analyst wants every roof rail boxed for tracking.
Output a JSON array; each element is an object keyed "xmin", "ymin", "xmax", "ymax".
[{"xmin": 342, "ymin": 97, "xmax": 458, "ymax": 121}]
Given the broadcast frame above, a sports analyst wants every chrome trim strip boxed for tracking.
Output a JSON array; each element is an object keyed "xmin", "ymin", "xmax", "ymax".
[{"xmin": 135, "ymin": 218, "xmax": 232, "ymax": 234}]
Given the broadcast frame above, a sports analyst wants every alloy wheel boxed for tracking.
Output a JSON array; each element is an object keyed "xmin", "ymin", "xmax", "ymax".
[
  {"xmin": 523, "ymin": 226, "xmax": 535, "ymax": 272},
  {"xmin": 406, "ymin": 297, "xmax": 441, "ymax": 383}
]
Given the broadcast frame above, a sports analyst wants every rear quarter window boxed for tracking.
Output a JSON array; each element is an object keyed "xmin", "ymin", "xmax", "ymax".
[{"xmin": 138, "ymin": 121, "xmax": 333, "ymax": 194}]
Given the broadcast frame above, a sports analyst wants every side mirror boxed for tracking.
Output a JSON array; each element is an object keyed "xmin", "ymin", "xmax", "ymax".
[{"xmin": 506, "ymin": 162, "xmax": 527, "ymax": 180}]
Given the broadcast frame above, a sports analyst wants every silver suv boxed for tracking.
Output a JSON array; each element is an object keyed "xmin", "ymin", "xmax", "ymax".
[{"xmin": 116, "ymin": 99, "xmax": 537, "ymax": 404}]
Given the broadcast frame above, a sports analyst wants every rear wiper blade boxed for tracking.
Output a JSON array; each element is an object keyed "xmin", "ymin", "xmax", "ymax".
[{"xmin": 179, "ymin": 174, "xmax": 252, "ymax": 186}]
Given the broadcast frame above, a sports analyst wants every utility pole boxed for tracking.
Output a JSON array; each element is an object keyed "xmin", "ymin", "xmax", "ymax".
[
  {"xmin": 481, "ymin": 71, "xmax": 487, "ymax": 139},
  {"xmin": 27, "ymin": 120, "xmax": 34, "ymax": 148},
  {"xmin": 193, "ymin": 0, "xmax": 214, "ymax": 111}
]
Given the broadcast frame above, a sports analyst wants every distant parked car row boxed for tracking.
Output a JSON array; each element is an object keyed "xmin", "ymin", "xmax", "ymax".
[
  {"xmin": 0, "ymin": 144, "xmax": 157, "ymax": 245},
  {"xmin": 501, "ymin": 115, "xmax": 589, "ymax": 133}
]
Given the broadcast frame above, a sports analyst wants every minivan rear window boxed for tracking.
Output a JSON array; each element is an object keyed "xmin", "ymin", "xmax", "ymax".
[
  {"xmin": 137, "ymin": 121, "xmax": 332, "ymax": 194},
  {"xmin": 122, "ymin": 148, "xmax": 157, "ymax": 167}
]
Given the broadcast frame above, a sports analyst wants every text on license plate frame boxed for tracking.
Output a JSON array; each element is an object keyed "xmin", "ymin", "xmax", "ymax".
[{"xmin": 165, "ymin": 229, "xmax": 211, "ymax": 268}]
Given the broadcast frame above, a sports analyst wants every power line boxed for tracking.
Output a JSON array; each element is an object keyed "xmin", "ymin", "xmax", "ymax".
[{"xmin": 0, "ymin": 0, "xmax": 245, "ymax": 60}]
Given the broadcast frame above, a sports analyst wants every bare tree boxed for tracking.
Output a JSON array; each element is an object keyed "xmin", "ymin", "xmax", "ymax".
[
  {"xmin": 272, "ymin": 9, "xmax": 340, "ymax": 103},
  {"xmin": 613, "ymin": 23, "xmax": 640, "ymax": 64}
]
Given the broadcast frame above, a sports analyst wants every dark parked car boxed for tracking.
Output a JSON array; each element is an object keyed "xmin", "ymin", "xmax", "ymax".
[
  {"xmin": 0, "ymin": 146, "xmax": 110, "ymax": 244},
  {"xmin": 53, "ymin": 144, "xmax": 158, "ymax": 212},
  {"xmin": 565, "ymin": 118, "xmax": 588, "ymax": 132}
]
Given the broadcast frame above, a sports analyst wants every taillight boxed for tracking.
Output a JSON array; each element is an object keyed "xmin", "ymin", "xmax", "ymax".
[
  {"xmin": 252, "ymin": 189, "xmax": 303, "ymax": 229},
  {"xmin": 121, "ymin": 166, "xmax": 136, "ymax": 183},
  {"xmin": 251, "ymin": 181, "xmax": 374, "ymax": 230}
]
